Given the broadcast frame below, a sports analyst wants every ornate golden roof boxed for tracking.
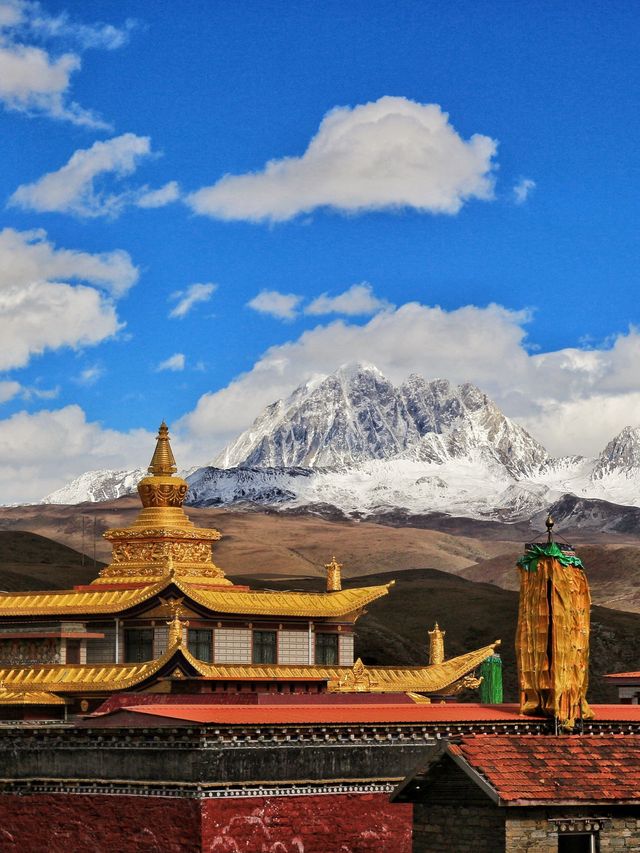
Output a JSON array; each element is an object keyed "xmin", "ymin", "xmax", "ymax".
[
  {"xmin": 0, "ymin": 688, "xmax": 67, "ymax": 706},
  {"xmin": 0, "ymin": 638, "xmax": 499, "ymax": 696},
  {"xmin": 0, "ymin": 576, "xmax": 391, "ymax": 619}
]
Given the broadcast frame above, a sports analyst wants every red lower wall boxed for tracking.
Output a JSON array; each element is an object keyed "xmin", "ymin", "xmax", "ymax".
[
  {"xmin": 0, "ymin": 794, "xmax": 201, "ymax": 853},
  {"xmin": 201, "ymin": 793, "xmax": 412, "ymax": 853},
  {"xmin": 0, "ymin": 792, "xmax": 412, "ymax": 853}
]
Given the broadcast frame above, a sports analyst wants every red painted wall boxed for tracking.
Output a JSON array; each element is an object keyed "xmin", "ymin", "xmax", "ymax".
[
  {"xmin": 0, "ymin": 792, "xmax": 412, "ymax": 853},
  {"xmin": 201, "ymin": 793, "xmax": 413, "ymax": 853},
  {"xmin": 0, "ymin": 794, "xmax": 201, "ymax": 853}
]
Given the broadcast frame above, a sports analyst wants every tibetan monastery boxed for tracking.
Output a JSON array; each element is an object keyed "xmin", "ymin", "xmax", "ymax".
[{"xmin": 0, "ymin": 424, "xmax": 498, "ymax": 717}]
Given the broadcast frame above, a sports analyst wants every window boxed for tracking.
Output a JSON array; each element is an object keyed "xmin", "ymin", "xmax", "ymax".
[
  {"xmin": 558, "ymin": 835, "xmax": 596, "ymax": 853},
  {"xmin": 316, "ymin": 632, "xmax": 338, "ymax": 665},
  {"xmin": 124, "ymin": 628, "xmax": 153, "ymax": 663},
  {"xmin": 66, "ymin": 639, "xmax": 81, "ymax": 664},
  {"xmin": 253, "ymin": 630, "xmax": 277, "ymax": 664},
  {"xmin": 188, "ymin": 629, "xmax": 212, "ymax": 662}
]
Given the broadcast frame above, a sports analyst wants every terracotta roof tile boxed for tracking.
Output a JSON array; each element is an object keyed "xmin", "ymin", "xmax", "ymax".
[
  {"xmin": 119, "ymin": 703, "xmax": 541, "ymax": 726},
  {"xmin": 453, "ymin": 734, "xmax": 640, "ymax": 803}
]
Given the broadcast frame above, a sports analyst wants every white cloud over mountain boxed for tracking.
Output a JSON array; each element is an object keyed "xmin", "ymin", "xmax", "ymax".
[
  {"xmin": 4, "ymin": 298, "xmax": 640, "ymax": 502},
  {"xmin": 0, "ymin": 405, "xmax": 153, "ymax": 503},
  {"xmin": 178, "ymin": 303, "xmax": 640, "ymax": 460},
  {"xmin": 0, "ymin": 227, "xmax": 137, "ymax": 369},
  {"xmin": 0, "ymin": 0, "xmax": 131, "ymax": 127},
  {"xmin": 186, "ymin": 97, "xmax": 498, "ymax": 223}
]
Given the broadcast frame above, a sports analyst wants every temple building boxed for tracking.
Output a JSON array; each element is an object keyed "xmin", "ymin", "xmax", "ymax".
[{"xmin": 0, "ymin": 423, "xmax": 498, "ymax": 718}]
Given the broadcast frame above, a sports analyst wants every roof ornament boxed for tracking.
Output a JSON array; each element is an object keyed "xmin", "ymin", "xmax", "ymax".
[
  {"xmin": 148, "ymin": 421, "xmax": 177, "ymax": 476},
  {"xmin": 325, "ymin": 556, "xmax": 342, "ymax": 592},
  {"xmin": 546, "ymin": 512, "xmax": 554, "ymax": 544},
  {"xmin": 160, "ymin": 597, "xmax": 189, "ymax": 647},
  {"xmin": 428, "ymin": 622, "xmax": 446, "ymax": 665}
]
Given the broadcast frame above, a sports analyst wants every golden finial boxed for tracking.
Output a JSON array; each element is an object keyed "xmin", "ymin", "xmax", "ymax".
[
  {"xmin": 428, "ymin": 622, "xmax": 446, "ymax": 665},
  {"xmin": 148, "ymin": 421, "xmax": 177, "ymax": 476},
  {"xmin": 546, "ymin": 512, "xmax": 555, "ymax": 544},
  {"xmin": 325, "ymin": 555, "xmax": 342, "ymax": 591}
]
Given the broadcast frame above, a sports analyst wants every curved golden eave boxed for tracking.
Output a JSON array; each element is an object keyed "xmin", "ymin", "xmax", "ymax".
[
  {"xmin": 0, "ymin": 578, "xmax": 392, "ymax": 619},
  {"xmin": 0, "ymin": 638, "xmax": 499, "ymax": 696}
]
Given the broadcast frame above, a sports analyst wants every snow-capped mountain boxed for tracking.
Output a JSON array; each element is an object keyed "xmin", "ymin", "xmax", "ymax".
[
  {"xmin": 215, "ymin": 363, "xmax": 550, "ymax": 478},
  {"xmin": 42, "ymin": 465, "xmax": 199, "ymax": 505},
  {"xmin": 42, "ymin": 468, "xmax": 148, "ymax": 505},
  {"xmin": 39, "ymin": 363, "xmax": 640, "ymax": 526}
]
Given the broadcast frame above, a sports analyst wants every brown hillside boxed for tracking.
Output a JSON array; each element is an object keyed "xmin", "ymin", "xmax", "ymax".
[
  {"xmin": 0, "ymin": 531, "xmax": 101, "ymax": 590},
  {"xmin": 0, "ymin": 500, "xmax": 517, "ymax": 581},
  {"xmin": 461, "ymin": 544, "xmax": 640, "ymax": 613}
]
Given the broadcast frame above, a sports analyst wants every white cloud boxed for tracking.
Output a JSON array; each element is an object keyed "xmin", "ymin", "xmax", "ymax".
[
  {"xmin": 136, "ymin": 181, "xmax": 180, "ymax": 209},
  {"xmin": 0, "ymin": 1, "xmax": 131, "ymax": 127},
  {"xmin": 75, "ymin": 365, "xmax": 105, "ymax": 386},
  {"xmin": 306, "ymin": 282, "xmax": 391, "ymax": 316},
  {"xmin": 513, "ymin": 177, "xmax": 536, "ymax": 204},
  {"xmin": 178, "ymin": 302, "xmax": 532, "ymax": 453},
  {"xmin": 157, "ymin": 353, "xmax": 185, "ymax": 372},
  {"xmin": 186, "ymin": 96, "xmax": 498, "ymax": 223},
  {"xmin": 0, "ymin": 405, "xmax": 154, "ymax": 503},
  {"xmin": 0, "ymin": 379, "xmax": 21, "ymax": 402},
  {"xmin": 10, "ymin": 134, "xmax": 155, "ymax": 217},
  {"xmin": 0, "ymin": 227, "xmax": 138, "ymax": 296},
  {"xmin": 0, "ymin": 227, "xmax": 136, "ymax": 369},
  {"xmin": 176, "ymin": 302, "xmax": 640, "ymax": 461},
  {"xmin": 247, "ymin": 290, "xmax": 302, "ymax": 320},
  {"xmin": 169, "ymin": 283, "xmax": 217, "ymax": 319}
]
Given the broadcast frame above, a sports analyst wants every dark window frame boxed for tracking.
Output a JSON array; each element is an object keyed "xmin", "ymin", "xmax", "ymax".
[
  {"xmin": 188, "ymin": 628, "xmax": 212, "ymax": 662},
  {"xmin": 124, "ymin": 627, "xmax": 154, "ymax": 663},
  {"xmin": 315, "ymin": 632, "xmax": 339, "ymax": 665},
  {"xmin": 253, "ymin": 630, "xmax": 277, "ymax": 664}
]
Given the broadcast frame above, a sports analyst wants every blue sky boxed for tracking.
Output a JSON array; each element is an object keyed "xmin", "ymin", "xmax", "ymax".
[{"xmin": 1, "ymin": 0, "xmax": 640, "ymax": 500}]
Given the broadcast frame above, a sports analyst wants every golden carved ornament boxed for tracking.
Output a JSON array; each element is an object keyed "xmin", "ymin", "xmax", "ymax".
[
  {"xmin": 331, "ymin": 658, "xmax": 379, "ymax": 693},
  {"xmin": 428, "ymin": 622, "xmax": 446, "ymax": 665},
  {"xmin": 325, "ymin": 556, "xmax": 342, "ymax": 592}
]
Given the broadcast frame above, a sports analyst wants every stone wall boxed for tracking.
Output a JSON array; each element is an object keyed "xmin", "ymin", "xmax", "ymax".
[
  {"xmin": 505, "ymin": 809, "xmax": 640, "ymax": 852},
  {"xmin": 413, "ymin": 802, "xmax": 505, "ymax": 852}
]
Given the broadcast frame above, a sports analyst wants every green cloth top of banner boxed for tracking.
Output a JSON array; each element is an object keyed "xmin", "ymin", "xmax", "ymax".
[{"xmin": 516, "ymin": 541, "xmax": 585, "ymax": 572}]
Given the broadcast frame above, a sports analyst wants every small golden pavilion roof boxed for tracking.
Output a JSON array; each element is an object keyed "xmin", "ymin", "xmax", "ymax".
[{"xmin": 0, "ymin": 638, "xmax": 499, "ymax": 696}]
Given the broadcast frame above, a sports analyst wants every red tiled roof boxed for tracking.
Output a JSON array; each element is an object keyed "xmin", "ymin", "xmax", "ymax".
[
  {"xmin": 450, "ymin": 734, "xmax": 640, "ymax": 804},
  {"xmin": 119, "ymin": 702, "xmax": 542, "ymax": 726},
  {"xmin": 589, "ymin": 704, "xmax": 640, "ymax": 720},
  {"xmin": 604, "ymin": 671, "xmax": 640, "ymax": 680}
]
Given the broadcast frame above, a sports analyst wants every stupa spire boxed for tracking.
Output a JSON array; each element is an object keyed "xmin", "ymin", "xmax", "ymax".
[{"xmin": 148, "ymin": 421, "xmax": 177, "ymax": 476}]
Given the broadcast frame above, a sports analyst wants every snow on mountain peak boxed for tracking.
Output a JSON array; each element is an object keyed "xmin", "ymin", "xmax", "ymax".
[
  {"xmin": 592, "ymin": 425, "xmax": 640, "ymax": 480},
  {"xmin": 213, "ymin": 364, "xmax": 550, "ymax": 476}
]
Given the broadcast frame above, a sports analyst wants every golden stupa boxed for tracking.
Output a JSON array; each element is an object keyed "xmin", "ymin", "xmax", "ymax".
[{"xmin": 96, "ymin": 421, "xmax": 230, "ymax": 586}]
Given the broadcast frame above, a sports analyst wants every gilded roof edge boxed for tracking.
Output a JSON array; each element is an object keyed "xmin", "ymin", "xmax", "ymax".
[
  {"xmin": 0, "ymin": 578, "xmax": 391, "ymax": 619},
  {"xmin": 0, "ymin": 638, "xmax": 499, "ymax": 696}
]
